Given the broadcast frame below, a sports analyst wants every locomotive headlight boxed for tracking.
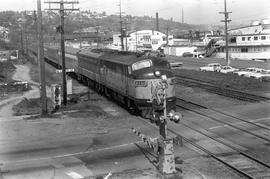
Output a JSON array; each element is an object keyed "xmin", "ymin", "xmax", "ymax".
[
  {"xmin": 167, "ymin": 110, "xmax": 183, "ymax": 123},
  {"xmin": 161, "ymin": 75, "xmax": 167, "ymax": 80},
  {"xmin": 172, "ymin": 112, "xmax": 183, "ymax": 123},
  {"xmin": 154, "ymin": 71, "xmax": 161, "ymax": 77},
  {"xmin": 168, "ymin": 110, "xmax": 175, "ymax": 118}
]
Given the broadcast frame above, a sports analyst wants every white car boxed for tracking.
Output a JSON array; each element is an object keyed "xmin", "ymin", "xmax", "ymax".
[
  {"xmin": 233, "ymin": 67, "xmax": 258, "ymax": 77},
  {"xmin": 199, "ymin": 63, "xmax": 222, "ymax": 72},
  {"xmin": 250, "ymin": 70, "xmax": 270, "ymax": 80},
  {"xmin": 220, "ymin": 66, "xmax": 239, "ymax": 74},
  {"xmin": 243, "ymin": 68, "xmax": 265, "ymax": 78}
]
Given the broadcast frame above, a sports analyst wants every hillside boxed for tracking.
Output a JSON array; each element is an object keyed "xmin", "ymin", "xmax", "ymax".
[{"xmin": 0, "ymin": 10, "xmax": 225, "ymax": 46}]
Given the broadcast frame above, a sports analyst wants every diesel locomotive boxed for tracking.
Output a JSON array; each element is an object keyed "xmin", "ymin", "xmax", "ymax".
[
  {"xmin": 76, "ymin": 49, "xmax": 176, "ymax": 118},
  {"xmin": 29, "ymin": 46, "xmax": 176, "ymax": 118}
]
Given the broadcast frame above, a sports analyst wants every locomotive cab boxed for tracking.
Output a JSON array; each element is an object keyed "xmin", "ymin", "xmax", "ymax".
[{"xmin": 128, "ymin": 58, "xmax": 176, "ymax": 118}]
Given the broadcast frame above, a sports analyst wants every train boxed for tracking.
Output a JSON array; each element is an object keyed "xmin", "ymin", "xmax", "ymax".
[{"xmin": 29, "ymin": 45, "xmax": 176, "ymax": 119}]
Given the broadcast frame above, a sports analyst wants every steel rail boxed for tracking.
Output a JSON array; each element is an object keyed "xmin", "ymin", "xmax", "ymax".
[
  {"xmin": 137, "ymin": 117, "xmax": 256, "ymax": 179},
  {"xmin": 176, "ymin": 100, "xmax": 270, "ymax": 143},
  {"xmin": 180, "ymin": 121, "xmax": 270, "ymax": 169},
  {"xmin": 177, "ymin": 97, "xmax": 270, "ymax": 131}
]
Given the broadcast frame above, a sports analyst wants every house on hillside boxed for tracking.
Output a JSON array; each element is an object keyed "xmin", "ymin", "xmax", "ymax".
[{"xmin": 0, "ymin": 26, "xmax": 9, "ymax": 42}]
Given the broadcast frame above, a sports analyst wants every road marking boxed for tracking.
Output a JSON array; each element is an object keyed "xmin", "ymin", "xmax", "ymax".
[
  {"xmin": 66, "ymin": 171, "xmax": 84, "ymax": 179},
  {"xmin": 2, "ymin": 141, "xmax": 142, "ymax": 165}
]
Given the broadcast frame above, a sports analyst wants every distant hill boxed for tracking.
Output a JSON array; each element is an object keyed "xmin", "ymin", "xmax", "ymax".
[{"xmin": 0, "ymin": 10, "xmax": 228, "ymax": 45}]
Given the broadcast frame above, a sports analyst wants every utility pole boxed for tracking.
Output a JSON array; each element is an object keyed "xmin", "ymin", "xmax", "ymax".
[
  {"xmin": 135, "ymin": 31, "xmax": 138, "ymax": 52},
  {"xmin": 20, "ymin": 29, "xmax": 24, "ymax": 56},
  {"xmin": 219, "ymin": 0, "xmax": 231, "ymax": 65},
  {"xmin": 37, "ymin": 0, "xmax": 47, "ymax": 115},
  {"xmin": 119, "ymin": 0, "xmax": 124, "ymax": 51},
  {"xmin": 33, "ymin": 11, "xmax": 38, "ymax": 41},
  {"xmin": 150, "ymin": 75, "xmax": 183, "ymax": 177},
  {"xmin": 25, "ymin": 32, "xmax": 28, "ymax": 55},
  {"xmin": 123, "ymin": 20, "xmax": 129, "ymax": 51},
  {"xmin": 156, "ymin": 12, "xmax": 159, "ymax": 31},
  {"xmin": 45, "ymin": 0, "xmax": 79, "ymax": 105},
  {"xmin": 182, "ymin": 8, "xmax": 184, "ymax": 24},
  {"xmin": 79, "ymin": 9, "xmax": 82, "ymax": 49},
  {"xmin": 166, "ymin": 20, "xmax": 169, "ymax": 46}
]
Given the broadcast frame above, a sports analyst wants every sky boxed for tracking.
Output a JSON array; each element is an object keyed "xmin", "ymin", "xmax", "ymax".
[{"xmin": 0, "ymin": 0, "xmax": 269, "ymax": 25}]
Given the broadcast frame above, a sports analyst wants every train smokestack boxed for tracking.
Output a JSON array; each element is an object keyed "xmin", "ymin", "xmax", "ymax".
[{"xmin": 156, "ymin": 12, "xmax": 159, "ymax": 31}]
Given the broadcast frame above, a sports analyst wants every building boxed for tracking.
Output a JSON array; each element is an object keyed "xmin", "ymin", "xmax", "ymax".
[
  {"xmin": 214, "ymin": 19, "xmax": 270, "ymax": 60},
  {"xmin": 112, "ymin": 30, "xmax": 173, "ymax": 51},
  {"xmin": 0, "ymin": 26, "xmax": 9, "ymax": 42}
]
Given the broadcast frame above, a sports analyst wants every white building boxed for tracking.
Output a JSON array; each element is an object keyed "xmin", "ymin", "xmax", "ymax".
[
  {"xmin": 112, "ymin": 30, "xmax": 173, "ymax": 51},
  {"xmin": 215, "ymin": 19, "xmax": 270, "ymax": 61}
]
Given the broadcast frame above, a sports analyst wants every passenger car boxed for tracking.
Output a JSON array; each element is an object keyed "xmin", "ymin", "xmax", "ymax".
[
  {"xmin": 233, "ymin": 67, "xmax": 258, "ymax": 77},
  {"xmin": 250, "ymin": 69, "xmax": 270, "ymax": 80},
  {"xmin": 199, "ymin": 63, "xmax": 222, "ymax": 72},
  {"xmin": 244, "ymin": 68, "xmax": 265, "ymax": 78},
  {"xmin": 219, "ymin": 66, "xmax": 239, "ymax": 74}
]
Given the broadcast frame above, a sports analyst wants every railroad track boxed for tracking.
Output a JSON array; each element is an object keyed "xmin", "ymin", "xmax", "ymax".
[
  {"xmin": 175, "ymin": 75, "xmax": 270, "ymax": 102},
  {"xmin": 137, "ymin": 114, "xmax": 270, "ymax": 179},
  {"xmin": 176, "ymin": 97, "xmax": 270, "ymax": 143}
]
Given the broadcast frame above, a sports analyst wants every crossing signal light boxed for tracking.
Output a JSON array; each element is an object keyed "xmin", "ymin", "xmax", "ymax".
[{"xmin": 167, "ymin": 110, "xmax": 183, "ymax": 123}]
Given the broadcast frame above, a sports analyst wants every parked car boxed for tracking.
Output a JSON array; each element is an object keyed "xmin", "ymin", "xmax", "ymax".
[
  {"xmin": 233, "ymin": 67, "xmax": 258, "ymax": 76},
  {"xmin": 199, "ymin": 63, "xmax": 222, "ymax": 72},
  {"xmin": 250, "ymin": 69, "xmax": 270, "ymax": 80},
  {"xmin": 243, "ymin": 68, "xmax": 265, "ymax": 78},
  {"xmin": 220, "ymin": 66, "xmax": 239, "ymax": 74}
]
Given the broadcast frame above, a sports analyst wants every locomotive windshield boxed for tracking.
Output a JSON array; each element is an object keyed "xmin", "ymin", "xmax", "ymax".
[{"xmin": 132, "ymin": 59, "xmax": 152, "ymax": 71}]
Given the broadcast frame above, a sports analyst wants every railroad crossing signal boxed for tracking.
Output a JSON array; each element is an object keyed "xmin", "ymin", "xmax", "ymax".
[
  {"xmin": 132, "ymin": 74, "xmax": 183, "ymax": 177},
  {"xmin": 152, "ymin": 75, "xmax": 183, "ymax": 176}
]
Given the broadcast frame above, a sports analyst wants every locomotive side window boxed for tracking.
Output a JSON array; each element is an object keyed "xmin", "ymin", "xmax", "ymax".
[{"xmin": 132, "ymin": 59, "xmax": 152, "ymax": 71}]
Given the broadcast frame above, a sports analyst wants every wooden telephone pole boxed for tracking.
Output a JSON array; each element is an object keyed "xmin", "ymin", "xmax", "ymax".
[
  {"xmin": 219, "ymin": 0, "xmax": 231, "ymax": 65},
  {"xmin": 37, "ymin": 0, "xmax": 47, "ymax": 115},
  {"xmin": 45, "ymin": 0, "xmax": 79, "ymax": 105},
  {"xmin": 119, "ymin": 0, "xmax": 124, "ymax": 51}
]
